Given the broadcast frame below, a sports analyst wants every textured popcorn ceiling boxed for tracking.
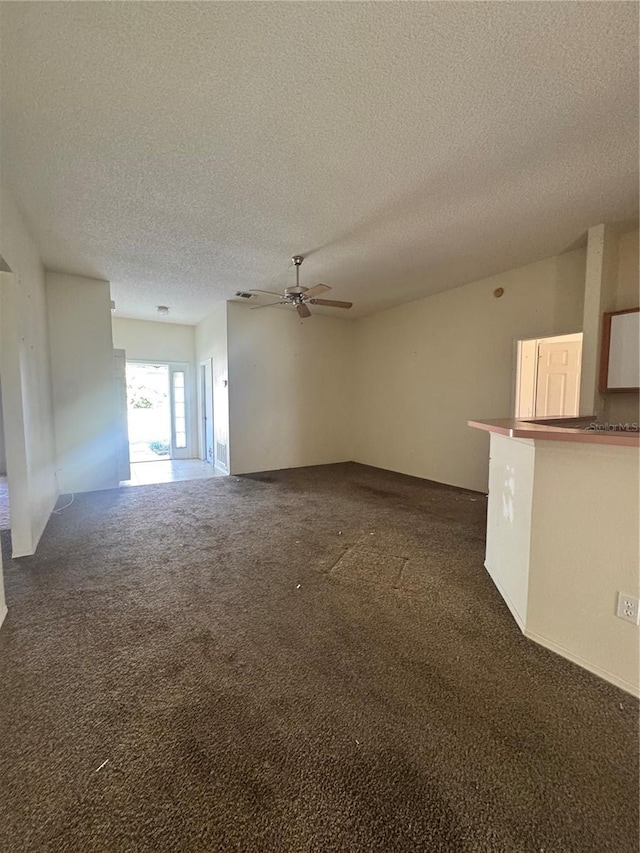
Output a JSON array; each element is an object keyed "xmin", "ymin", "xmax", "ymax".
[{"xmin": 1, "ymin": 2, "xmax": 638, "ymax": 323}]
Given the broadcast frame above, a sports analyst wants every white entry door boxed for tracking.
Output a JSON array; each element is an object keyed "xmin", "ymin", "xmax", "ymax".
[
  {"xmin": 201, "ymin": 360, "xmax": 214, "ymax": 465},
  {"xmin": 535, "ymin": 339, "xmax": 582, "ymax": 417}
]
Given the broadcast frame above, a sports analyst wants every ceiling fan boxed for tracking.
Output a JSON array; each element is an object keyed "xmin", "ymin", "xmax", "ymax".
[{"xmin": 249, "ymin": 256, "xmax": 353, "ymax": 319}]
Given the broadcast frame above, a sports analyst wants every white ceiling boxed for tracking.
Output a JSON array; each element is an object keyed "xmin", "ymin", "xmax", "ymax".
[{"xmin": 1, "ymin": 2, "xmax": 638, "ymax": 324}]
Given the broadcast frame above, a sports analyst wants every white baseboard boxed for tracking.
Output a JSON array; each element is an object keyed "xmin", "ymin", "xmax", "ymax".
[
  {"xmin": 525, "ymin": 628, "xmax": 639, "ymax": 699},
  {"xmin": 0, "ymin": 604, "xmax": 7, "ymax": 629}
]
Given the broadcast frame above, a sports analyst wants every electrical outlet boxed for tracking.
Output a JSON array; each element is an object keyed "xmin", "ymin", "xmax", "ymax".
[{"xmin": 616, "ymin": 593, "xmax": 640, "ymax": 625}]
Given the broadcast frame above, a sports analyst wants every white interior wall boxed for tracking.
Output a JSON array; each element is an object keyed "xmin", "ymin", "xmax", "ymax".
[
  {"xmin": 484, "ymin": 433, "xmax": 535, "ymax": 630},
  {"xmin": 226, "ymin": 302, "xmax": 353, "ymax": 475},
  {"xmin": 195, "ymin": 302, "xmax": 229, "ymax": 468},
  {"xmin": 352, "ymin": 249, "xmax": 586, "ymax": 493},
  {"xmin": 112, "ymin": 316, "xmax": 199, "ymax": 457},
  {"xmin": 47, "ymin": 272, "xmax": 119, "ymax": 493},
  {"xmin": 0, "ymin": 186, "xmax": 58, "ymax": 556}
]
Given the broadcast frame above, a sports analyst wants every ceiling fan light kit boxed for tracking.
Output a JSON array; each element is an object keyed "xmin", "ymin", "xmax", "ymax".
[{"xmin": 249, "ymin": 256, "xmax": 353, "ymax": 319}]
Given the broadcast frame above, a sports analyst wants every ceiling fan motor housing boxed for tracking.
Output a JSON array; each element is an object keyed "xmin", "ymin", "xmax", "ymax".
[
  {"xmin": 286, "ymin": 256, "xmax": 307, "ymax": 299},
  {"xmin": 284, "ymin": 287, "xmax": 307, "ymax": 298}
]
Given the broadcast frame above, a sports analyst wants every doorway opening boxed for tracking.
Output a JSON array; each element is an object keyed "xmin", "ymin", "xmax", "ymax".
[
  {"xmin": 126, "ymin": 362, "xmax": 173, "ymax": 462},
  {"xmin": 126, "ymin": 361, "xmax": 191, "ymax": 463},
  {"xmin": 515, "ymin": 332, "xmax": 583, "ymax": 419}
]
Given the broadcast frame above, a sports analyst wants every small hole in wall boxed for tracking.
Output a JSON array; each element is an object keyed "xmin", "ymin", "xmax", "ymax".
[{"xmin": 493, "ymin": 287, "xmax": 504, "ymax": 298}]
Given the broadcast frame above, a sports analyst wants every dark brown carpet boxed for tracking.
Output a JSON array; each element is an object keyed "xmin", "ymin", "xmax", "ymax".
[{"xmin": 0, "ymin": 462, "xmax": 637, "ymax": 852}]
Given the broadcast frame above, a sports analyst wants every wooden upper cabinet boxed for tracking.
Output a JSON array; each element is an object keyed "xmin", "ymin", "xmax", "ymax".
[{"xmin": 599, "ymin": 307, "xmax": 640, "ymax": 393}]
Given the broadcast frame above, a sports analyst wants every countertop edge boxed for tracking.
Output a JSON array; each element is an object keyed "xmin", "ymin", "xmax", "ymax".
[{"xmin": 468, "ymin": 419, "xmax": 640, "ymax": 447}]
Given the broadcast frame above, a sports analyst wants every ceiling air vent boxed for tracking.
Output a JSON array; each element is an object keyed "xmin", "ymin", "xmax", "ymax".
[{"xmin": 235, "ymin": 291, "xmax": 253, "ymax": 299}]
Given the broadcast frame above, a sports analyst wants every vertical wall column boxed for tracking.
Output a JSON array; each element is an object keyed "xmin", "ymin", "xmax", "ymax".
[
  {"xmin": 0, "ymin": 187, "xmax": 60, "ymax": 559},
  {"xmin": 0, "ymin": 275, "xmax": 7, "ymax": 621},
  {"xmin": 195, "ymin": 302, "xmax": 229, "ymax": 471},
  {"xmin": 579, "ymin": 224, "xmax": 619, "ymax": 417},
  {"xmin": 46, "ymin": 273, "xmax": 120, "ymax": 493},
  {"xmin": 0, "ymin": 272, "xmax": 38, "ymax": 556}
]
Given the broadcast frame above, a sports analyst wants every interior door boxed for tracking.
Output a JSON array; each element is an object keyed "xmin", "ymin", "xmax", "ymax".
[
  {"xmin": 201, "ymin": 360, "xmax": 214, "ymax": 465},
  {"xmin": 535, "ymin": 340, "xmax": 582, "ymax": 417},
  {"xmin": 113, "ymin": 349, "xmax": 131, "ymax": 481},
  {"xmin": 169, "ymin": 365, "xmax": 190, "ymax": 459}
]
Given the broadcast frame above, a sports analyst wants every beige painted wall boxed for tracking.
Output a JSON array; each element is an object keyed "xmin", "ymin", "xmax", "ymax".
[
  {"xmin": 112, "ymin": 316, "xmax": 196, "ymax": 363},
  {"xmin": 196, "ymin": 302, "xmax": 229, "ymax": 467},
  {"xmin": 0, "ymin": 286, "xmax": 6, "ymax": 624},
  {"xmin": 484, "ymin": 432, "xmax": 639, "ymax": 696},
  {"xmin": 603, "ymin": 227, "xmax": 639, "ymax": 425},
  {"xmin": 613, "ymin": 228, "xmax": 639, "ymax": 309},
  {"xmin": 0, "ymin": 272, "xmax": 33, "ymax": 554},
  {"xmin": 226, "ymin": 302, "xmax": 353, "ymax": 475},
  {"xmin": 47, "ymin": 272, "xmax": 119, "ymax": 493},
  {"xmin": 0, "ymin": 185, "xmax": 58, "ymax": 556},
  {"xmin": 352, "ymin": 249, "xmax": 586, "ymax": 492},
  {"xmin": 528, "ymin": 441, "xmax": 639, "ymax": 696},
  {"xmin": 112, "ymin": 316, "xmax": 199, "ymax": 457}
]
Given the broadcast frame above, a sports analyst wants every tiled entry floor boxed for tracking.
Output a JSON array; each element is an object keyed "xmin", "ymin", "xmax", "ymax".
[{"xmin": 120, "ymin": 459, "xmax": 226, "ymax": 487}]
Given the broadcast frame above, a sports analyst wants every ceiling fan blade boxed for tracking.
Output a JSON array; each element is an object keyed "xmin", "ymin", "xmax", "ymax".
[
  {"xmin": 249, "ymin": 289, "xmax": 284, "ymax": 297},
  {"xmin": 309, "ymin": 298, "xmax": 353, "ymax": 309},
  {"xmin": 296, "ymin": 303, "xmax": 311, "ymax": 319},
  {"xmin": 303, "ymin": 283, "xmax": 331, "ymax": 299},
  {"xmin": 251, "ymin": 301, "xmax": 285, "ymax": 310}
]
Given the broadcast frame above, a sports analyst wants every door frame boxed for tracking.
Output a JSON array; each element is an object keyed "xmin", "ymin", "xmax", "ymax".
[
  {"xmin": 199, "ymin": 359, "xmax": 214, "ymax": 464},
  {"xmin": 514, "ymin": 331, "xmax": 583, "ymax": 418},
  {"xmin": 125, "ymin": 359, "xmax": 193, "ymax": 460}
]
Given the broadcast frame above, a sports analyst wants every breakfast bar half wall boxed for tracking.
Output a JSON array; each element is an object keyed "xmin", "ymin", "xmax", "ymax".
[{"xmin": 469, "ymin": 417, "xmax": 640, "ymax": 697}]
